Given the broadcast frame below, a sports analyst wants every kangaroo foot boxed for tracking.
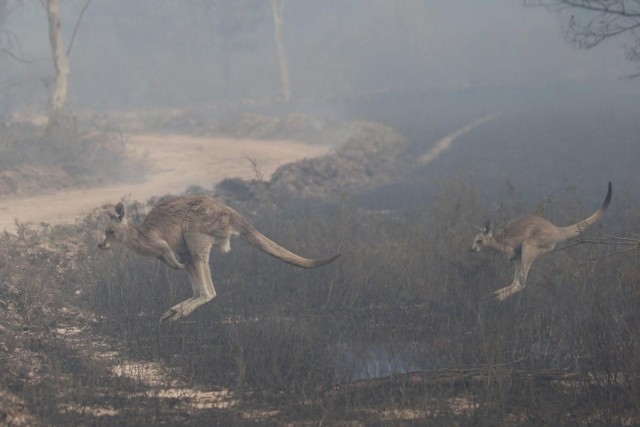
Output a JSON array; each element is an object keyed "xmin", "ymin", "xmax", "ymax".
[
  {"xmin": 492, "ymin": 282, "xmax": 524, "ymax": 301},
  {"xmin": 160, "ymin": 304, "xmax": 188, "ymax": 322},
  {"xmin": 160, "ymin": 308, "xmax": 179, "ymax": 322}
]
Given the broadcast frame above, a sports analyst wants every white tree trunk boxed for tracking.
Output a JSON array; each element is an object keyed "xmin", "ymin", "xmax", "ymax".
[
  {"xmin": 270, "ymin": 0, "xmax": 291, "ymax": 103},
  {"xmin": 47, "ymin": 0, "xmax": 69, "ymax": 115}
]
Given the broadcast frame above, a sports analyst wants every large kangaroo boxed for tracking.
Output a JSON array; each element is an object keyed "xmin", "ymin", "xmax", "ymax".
[
  {"xmin": 471, "ymin": 182, "xmax": 612, "ymax": 301},
  {"xmin": 98, "ymin": 195, "xmax": 340, "ymax": 321}
]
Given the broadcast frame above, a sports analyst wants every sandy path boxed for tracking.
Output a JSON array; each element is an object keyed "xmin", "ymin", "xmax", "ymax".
[{"xmin": 0, "ymin": 134, "xmax": 329, "ymax": 231}]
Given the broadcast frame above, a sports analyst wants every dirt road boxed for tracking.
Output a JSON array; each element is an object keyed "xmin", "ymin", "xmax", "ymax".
[{"xmin": 0, "ymin": 134, "xmax": 330, "ymax": 232}]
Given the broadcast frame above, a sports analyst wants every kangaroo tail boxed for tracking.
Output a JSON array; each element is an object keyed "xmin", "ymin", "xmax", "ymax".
[
  {"xmin": 558, "ymin": 182, "xmax": 612, "ymax": 240},
  {"xmin": 237, "ymin": 220, "xmax": 340, "ymax": 268}
]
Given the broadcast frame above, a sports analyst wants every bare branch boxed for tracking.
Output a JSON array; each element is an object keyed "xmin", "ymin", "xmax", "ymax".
[
  {"xmin": 525, "ymin": 0, "xmax": 640, "ymax": 75},
  {"xmin": 66, "ymin": 0, "xmax": 92, "ymax": 57},
  {"xmin": 0, "ymin": 47, "xmax": 29, "ymax": 64},
  {"xmin": 246, "ymin": 156, "xmax": 265, "ymax": 182},
  {"xmin": 526, "ymin": 0, "xmax": 640, "ymax": 17}
]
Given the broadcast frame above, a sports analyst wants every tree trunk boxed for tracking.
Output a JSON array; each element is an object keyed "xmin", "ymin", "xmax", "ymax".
[
  {"xmin": 270, "ymin": 0, "xmax": 291, "ymax": 103},
  {"xmin": 46, "ymin": 0, "xmax": 69, "ymax": 118}
]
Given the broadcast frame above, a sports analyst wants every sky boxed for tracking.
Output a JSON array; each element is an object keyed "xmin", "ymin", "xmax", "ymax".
[{"xmin": 2, "ymin": 0, "xmax": 638, "ymax": 112}]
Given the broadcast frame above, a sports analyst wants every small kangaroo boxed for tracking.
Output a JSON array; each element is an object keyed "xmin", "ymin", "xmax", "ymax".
[
  {"xmin": 98, "ymin": 195, "xmax": 340, "ymax": 321},
  {"xmin": 471, "ymin": 182, "xmax": 612, "ymax": 301}
]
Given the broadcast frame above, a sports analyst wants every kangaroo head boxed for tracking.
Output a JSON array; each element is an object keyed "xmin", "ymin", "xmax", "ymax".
[
  {"xmin": 98, "ymin": 202, "xmax": 128, "ymax": 250},
  {"xmin": 471, "ymin": 220, "xmax": 493, "ymax": 252}
]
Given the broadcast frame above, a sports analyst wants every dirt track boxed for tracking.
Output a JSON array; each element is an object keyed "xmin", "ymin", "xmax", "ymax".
[{"xmin": 0, "ymin": 134, "xmax": 329, "ymax": 232}]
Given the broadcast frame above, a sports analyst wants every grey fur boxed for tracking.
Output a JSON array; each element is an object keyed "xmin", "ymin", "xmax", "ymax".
[
  {"xmin": 471, "ymin": 182, "xmax": 612, "ymax": 300},
  {"xmin": 99, "ymin": 195, "xmax": 340, "ymax": 321}
]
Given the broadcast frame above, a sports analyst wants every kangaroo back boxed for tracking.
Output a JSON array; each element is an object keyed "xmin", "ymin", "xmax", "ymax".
[
  {"xmin": 237, "ymin": 220, "xmax": 340, "ymax": 268},
  {"xmin": 558, "ymin": 182, "xmax": 612, "ymax": 240}
]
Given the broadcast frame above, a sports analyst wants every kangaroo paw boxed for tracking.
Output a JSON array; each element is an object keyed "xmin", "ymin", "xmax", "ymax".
[{"xmin": 171, "ymin": 261, "xmax": 185, "ymax": 270}]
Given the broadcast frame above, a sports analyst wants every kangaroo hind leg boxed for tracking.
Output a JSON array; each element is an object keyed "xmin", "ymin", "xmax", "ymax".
[
  {"xmin": 160, "ymin": 261, "xmax": 199, "ymax": 321},
  {"xmin": 493, "ymin": 243, "xmax": 541, "ymax": 301},
  {"xmin": 492, "ymin": 259, "xmax": 525, "ymax": 301},
  {"xmin": 161, "ymin": 234, "xmax": 216, "ymax": 321}
]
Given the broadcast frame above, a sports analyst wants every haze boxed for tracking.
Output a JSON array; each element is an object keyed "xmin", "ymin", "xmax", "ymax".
[
  {"xmin": 4, "ymin": 1, "xmax": 634, "ymax": 109},
  {"xmin": 2, "ymin": 1, "xmax": 639, "ymax": 207}
]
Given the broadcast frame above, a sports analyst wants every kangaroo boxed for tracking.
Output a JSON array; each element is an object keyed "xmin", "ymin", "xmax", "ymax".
[
  {"xmin": 471, "ymin": 182, "xmax": 612, "ymax": 301},
  {"xmin": 98, "ymin": 195, "xmax": 340, "ymax": 321}
]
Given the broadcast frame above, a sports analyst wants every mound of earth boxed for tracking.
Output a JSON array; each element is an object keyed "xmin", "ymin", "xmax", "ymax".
[{"xmin": 215, "ymin": 122, "xmax": 412, "ymax": 208}]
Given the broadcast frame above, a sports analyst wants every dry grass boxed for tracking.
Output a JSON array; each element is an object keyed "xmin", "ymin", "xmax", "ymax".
[
  {"xmin": 0, "ymin": 118, "xmax": 143, "ymax": 196},
  {"xmin": 0, "ymin": 178, "xmax": 639, "ymax": 425}
]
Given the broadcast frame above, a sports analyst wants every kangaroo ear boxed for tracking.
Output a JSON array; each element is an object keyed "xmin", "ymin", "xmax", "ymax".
[
  {"xmin": 115, "ymin": 202, "xmax": 126, "ymax": 221},
  {"xmin": 483, "ymin": 220, "xmax": 492, "ymax": 234}
]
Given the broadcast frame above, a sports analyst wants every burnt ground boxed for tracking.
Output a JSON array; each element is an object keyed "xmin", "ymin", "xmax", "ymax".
[{"xmin": 1, "ymin": 112, "xmax": 638, "ymax": 426}]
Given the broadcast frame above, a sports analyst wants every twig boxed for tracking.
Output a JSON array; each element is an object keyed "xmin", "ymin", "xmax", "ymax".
[
  {"xmin": 245, "ymin": 156, "xmax": 264, "ymax": 182},
  {"xmin": 339, "ymin": 363, "xmax": 575, "ymax": 390},
  {"xmin": 587, "ymin": 246, "xmax": 640, "ymax": 261},
  {"xmin": 67, "ymin": 0, "xmax": 93, "ymax": 57}
]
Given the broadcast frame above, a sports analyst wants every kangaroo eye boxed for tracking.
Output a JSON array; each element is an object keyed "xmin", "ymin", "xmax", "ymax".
[{"xmin": 106, "ymin": 230, "xmax": 115, "ymax": 236}]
